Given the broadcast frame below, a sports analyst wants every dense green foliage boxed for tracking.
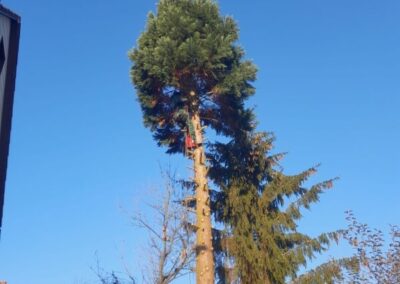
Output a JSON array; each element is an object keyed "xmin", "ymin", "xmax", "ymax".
[
  {"xmin": 209, "ymin": 131, "xmax": 353, "ymax": 283},
  {"xmin": 130, "ymin": 0, "xmax": 353, "ymax": 283},
  {"xmin": 129, "ymin": 0, "xmax": 256, "ymax": 154}
]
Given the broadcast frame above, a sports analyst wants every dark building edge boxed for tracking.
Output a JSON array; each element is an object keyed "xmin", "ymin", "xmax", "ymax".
[
  {"xmin": 0, "ymin": 5, "xmax": 21, "ymax": 231},
  {"xmin": 0, "ymin": 5, "xmax": 21, "ymax": 23}
]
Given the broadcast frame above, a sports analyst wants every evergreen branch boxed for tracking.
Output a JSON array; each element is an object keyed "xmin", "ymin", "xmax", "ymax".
[
  {"xmin": 291, "ymin": 257, "xmax": 359, "ymax": 284},
  {"xmin": 284, "ymin": 230, "xmax": 343, "ymax": 266},
  {"xmin": 285, "ymin": 178, "xmax": 338, "ymax": 221},
  {"xmin": 262, "ymin": 167, "xmax": 315, "ymax": 210}
]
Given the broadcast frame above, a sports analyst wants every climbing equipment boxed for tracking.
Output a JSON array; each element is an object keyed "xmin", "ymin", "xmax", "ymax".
[{"xmin": 184, "ymin": 116, "xmax": 197, "ymax": 156}]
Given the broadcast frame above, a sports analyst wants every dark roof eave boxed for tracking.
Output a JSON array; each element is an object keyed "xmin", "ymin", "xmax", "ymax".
[{"xmin": 0, "ymin": 5, "xmax": 20, "ymax": 23}]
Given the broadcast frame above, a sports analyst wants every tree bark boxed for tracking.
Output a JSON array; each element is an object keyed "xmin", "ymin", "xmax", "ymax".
[{"xmin": 191, "ymin": 112, "xmax": 215, "ymax": 283}]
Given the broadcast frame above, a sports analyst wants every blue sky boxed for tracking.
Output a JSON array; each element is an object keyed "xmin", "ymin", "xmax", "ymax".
[{"xmin": 0, "ymin": 0, "xmax": 399, "ymax": 283}]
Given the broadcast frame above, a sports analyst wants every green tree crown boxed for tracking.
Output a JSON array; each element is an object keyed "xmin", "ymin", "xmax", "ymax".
[{"xmin": 129, "ymin": 0, "xmax": 256, "ymax": 153}]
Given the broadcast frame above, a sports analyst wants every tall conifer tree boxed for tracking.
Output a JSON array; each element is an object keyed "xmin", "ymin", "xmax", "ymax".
[
  {"xmin": 209, "ymin": 132, "xmax": 358, "ymax": 283},
  {"xmin": 210, "ymin": 132, "xmax": 339, "ymax": 284},
  {"xmin": 130, "ymin": 1, "xmax": 356, "ymax": 282},
  {"xmin": 129, "ymin": 0, "xmax": 256, "ymax": 282}
]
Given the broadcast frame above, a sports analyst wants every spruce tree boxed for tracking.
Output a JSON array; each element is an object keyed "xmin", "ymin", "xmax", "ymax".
[
  {"xmin": 129, "ymin": 0, "xmax": 256, "ymax": 282},
  {"xmin": 209, "ymin": 131, "xmax": 358, "ymax": 283}
]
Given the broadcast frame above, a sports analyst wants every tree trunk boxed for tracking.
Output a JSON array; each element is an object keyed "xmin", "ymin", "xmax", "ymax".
[{"xmin": 191, "ymin": 112, "xmax": 215, "ymax": 283}]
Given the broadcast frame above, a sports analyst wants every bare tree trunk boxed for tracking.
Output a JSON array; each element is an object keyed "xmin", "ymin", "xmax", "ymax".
[{"xmin": 191, "ymin": 112, "xmax": 215, "ymax": 284}]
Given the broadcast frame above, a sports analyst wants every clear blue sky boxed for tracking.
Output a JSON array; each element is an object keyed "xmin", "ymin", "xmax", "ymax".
[{"xmin": 0, "ymin": 0, "xmax": 399, "ymax": 283}]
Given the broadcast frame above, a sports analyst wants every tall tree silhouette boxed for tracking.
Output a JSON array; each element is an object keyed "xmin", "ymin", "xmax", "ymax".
[
  {"xmin": 129, "ymin": 0, "xmax": 256, "ymax": 282},
  {"xmin": 209, "ymin": 131, "xmax": 358, "ymax": 283}
]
